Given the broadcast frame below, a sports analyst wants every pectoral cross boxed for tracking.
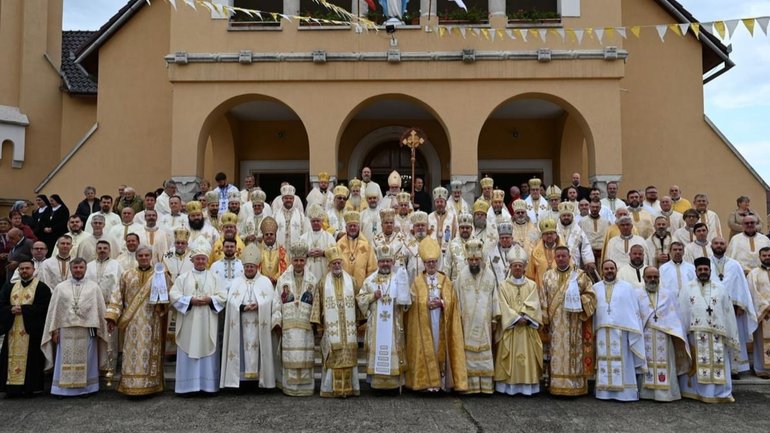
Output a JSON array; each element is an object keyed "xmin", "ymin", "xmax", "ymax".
[
  {"xmin": 706, "ymin": 305, "xmax": 714, "ymax": 316},
  {"xmin": 653, "ymin": 313, "xmax": 658, "ymax": 322}
]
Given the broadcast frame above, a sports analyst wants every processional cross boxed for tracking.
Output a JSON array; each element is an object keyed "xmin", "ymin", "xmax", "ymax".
[{"xmin": 400, "ymin": 128, "xmax": 427, "ymax": 202}]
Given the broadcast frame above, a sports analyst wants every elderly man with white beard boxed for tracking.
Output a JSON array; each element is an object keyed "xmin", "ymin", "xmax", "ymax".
[
  {"xmin": 710, "ymin": 237, "xmax": 758, "ymax": 378},
  {"xmin": 361, "ymin": 183, "xmax": 382, "ymax": 246},
  {"xmin": 472, "ymin": 200, "xmax": 498, "ymax": 255},
  {"xmin": 403, "ymin": 211, "xmax": 430, "ymax": 284},
  {"xmin": 445, "ymin": 213, "xmax": 474, "ymax": 282},
  {"xmin": 456, "ymin": 239, "xmax": 500, "ymax": 394},
  {"xmin": 636, "ymin": 266, "xmax": 691, "ymax": 402},
  {"xmin": 488, "ymin": 222, "xmax": 514, "ymax": 287},
  {"xmin": 511, "ymin": 199, "xmax": 540, "ymax": 255}
]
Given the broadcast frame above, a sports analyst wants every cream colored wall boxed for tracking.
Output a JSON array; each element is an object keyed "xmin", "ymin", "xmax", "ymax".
[
  {"xmin": 59, "ymin": 96, "xmax": 97, "ymax": 157},
  {"xmin": 619, "ymin": 0, "xmax": 767, "ymax": 234},
  {"xmin": 0, "ymin": 0, "xmax": 63, "ymax": 206},
  {"xmin": 42, "ymin": 3, "xmax": 173, "ymax": 206},
  {"xmin": 558, "ymin": 113, "xmax": 589, "ymax": 184}
]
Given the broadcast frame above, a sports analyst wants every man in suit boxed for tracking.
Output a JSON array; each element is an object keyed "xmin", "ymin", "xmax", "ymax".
[{"xmin": 4, "ymin": 228, "xmax": 33, "ymax": 282}]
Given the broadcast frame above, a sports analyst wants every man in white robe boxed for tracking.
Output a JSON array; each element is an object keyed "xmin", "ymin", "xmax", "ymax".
[
  {"xmin": 693, "ymin": 193, "xmax": 722, "ymax": 241},
  {"xmin": 523, "ymin": 179, "xmax": 548, "ymax": 224},
  {"xmin": 79, "ymin": 214, "xmax": 120, "ymax": 261},
  {"xmin": 170, "ymin": 238, "xmax": 227, "ymax": 394},
  {"xmin": 300, "ymin": 204, "xmax": 337, "ymax": 282},
  {"xmin": 275, "ymin": 184, "xmax": 309, "ymax": 250},
  {"xmin": 660, "ymin": 242, "xmax": 697, "ymax": 296},
  {"xmin": 136, "ymin": 209, "xmax": 172, "ymax": 264},
  {"xmin": 428, "ymin": 187, "xmax": 458, "ymax": 271},
  {"xmin": 684, "ymin": 223, "xmax": 713, "ymax": 263},
  {"xmin": 592, "ymin": 260, "xmax": 646, "ymax": 401},
  {"xmin": 85, "ymin": 196, "xmax": 121, "ymax": 234},
  {"xmin": 38, "ymin": 235, "xmax": 72, "ymax": 289},
  {"xmin": 210, "ymin": 238, "xmax": 244, "ymax": 294},
  {"xmin": 159, "ymin": 196, "xmax": 189, "ymax": 232},
  {"xmin": 360, "ymin": 183, "xmax": 382, "ymax": 247},
  {"xmin": 746, "ymin": 247, "xmax": 770, "ymax": 377},
  {"xmin": 727, "ymin": 215, "xmax": 770, "ymax": 274},
  {"xmin": 271, "ymin": 183, "xmax": 304, "ymax": 217},
  {"xmin": 41, "ymin": 258, "xmax": 108, "ymax": 396},
  {"xmin": 52, "ymin": 215, "xmax": 94, "ymax": 262},
  {"xmin": 637, "ymin": 266, "xmax": 691, "ymax": 401},
  {"xmin": 447, "ymin": 180, "xmax": 470, "ymax": 216},
  {"xmin": 603, "ymin": 216, "xmax": 651, "ymax": 268},
  {"xmin": 710, "ymin": 237, "xmax": 758, "ymax": 376},
  {"xmin": 678, "ymin": 257, "xmax": 740, "ymax": 403},
  {"xmin": 85, "ymin": 240, "xmax": 124, "ymax": 372},
  {"xmin": 306, "ymin": 171, "xmax": 335, "ymax": 214},
  {"xmin": 444, "ymin": 213, "xmax": 473, "ymax": 282},
  {"xmin": 117, "ymin": 233, "xmax": 140, "ymax": 271},
  {"xmin": 221, "ymin": 243, "xmax": 280, "ymax": 390},
  {"xmin": 488, "ymin": 222, "xmax": 513, "ymax": 287},
  {"xmin": 617, "ymin": 245, "xmax": 648, "ymax": 289},
  {"xmin": 357, "ymin": 243, "xmax": 411, "ymax": 390},
  {"xmin": 373, "ymin": 208, "xmax": 410, "ymax": 278},
  {"xmin": 187, "ymin": 201, "xmax": 219, "ymax": 247},
  {"xmin": 646, "ymin": 216, "xmax": 674, "ymax": 268},
  {"xmin": 456, "ymin": 239, "xmax": 500, "ymax": 394},
  {"xmin": 108, "ymin": 208, "xmax": 143, "ymax": 254},
  {"xmin": 556, "ymin": 202, "xmax": 595, "ymax": 275}
]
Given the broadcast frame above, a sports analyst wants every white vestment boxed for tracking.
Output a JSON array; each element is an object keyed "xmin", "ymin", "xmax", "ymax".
[{"xmin": 659, "ymin": 261, "xmax": 696, "ymax": 296}]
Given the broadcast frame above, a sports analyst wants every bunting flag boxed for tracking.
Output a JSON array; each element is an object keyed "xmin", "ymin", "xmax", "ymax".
[{"xmin": 151, "ymin": 2, "xmax": 770, "ymax": 47}]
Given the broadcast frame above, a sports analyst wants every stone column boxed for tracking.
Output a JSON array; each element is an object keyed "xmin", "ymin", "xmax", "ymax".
[
  {"xmin": 285, "ymin": 0, "xmax": 300, "ymax": 15},
  {"xmin": 172, "ymin": 176, "xmax": 202, "ymax": 202},
  {"xmin": 453, "ymin": 175, "xmax": 478, "ymax": 208},
  {"xmin": 589, "ymin": 174, "xmax": 623, "ymax": 197}
]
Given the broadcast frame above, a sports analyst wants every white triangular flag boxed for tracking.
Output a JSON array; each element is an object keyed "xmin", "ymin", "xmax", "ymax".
[
  {"xmin": 472, "ymin": 28, "xmax": 481, "ymax": 37},
  {"xmin": 184, "ymin": 0, "xmax": 195, "ymax": 9},
  {"xmin": 168, "ymin": 0, "xmax": 177, "ymax": 9},
  {"xmin": 574, "ymin": 29, "xmax": 584, "ymax": 44},
  {"xmin": 520, "ymin": 29, "xmax": 528, "ymax": 42},
  {"xmin": 656, "ymin": 25, "xmax": 667, "ymax": 42},
  {"xmin": 537, "ymin": 29, "xmax": 547, "ymax": 41},
  {"xmin": 556, "ymin": 28, "xmax": 566, "ymax": 42},
  {"xmin": 615, "ymin": 27, "xmax": 627, "ymax": 39},
  {"xmin": 451, "ymin": 0, "xmax": 468, "ymax": 12},
  {"xmin": 679, "ymin": 23, "xmax": 690, "ymax": 37},
  {"xmin": 460, "ymin": 27, "xmax": 467, "ymax": 38},
  {"xmin": 595, "ymin": 28, "xmax": 604, "ymax": 44},
  {"xmin": 725, "ymin": 19, "xmax": 740, "ymax": 38},
  {"xmin": 758, "ymin": 17, "xmax": 770, "ymax": 35},
  {"xmin": 490, "ymin": 29, "xmax": 496, "ymax": 42},
  {"xmin": 505, "ymin": 29, "xmax": 516, "ymax": 40}
]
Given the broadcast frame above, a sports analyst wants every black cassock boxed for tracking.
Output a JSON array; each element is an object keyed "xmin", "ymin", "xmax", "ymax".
[{"xmin": 0, "ymin": 279, "xmax": 51, "ymax": 395}]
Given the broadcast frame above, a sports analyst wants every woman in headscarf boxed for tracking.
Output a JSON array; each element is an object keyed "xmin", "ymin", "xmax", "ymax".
[
  {"xmin": 38, "ymin": 194, "xmax": 69, "ymax": 255},
  {"xmin": 31, "ymin": 195, "xmax": 51, "ymax": 235}
]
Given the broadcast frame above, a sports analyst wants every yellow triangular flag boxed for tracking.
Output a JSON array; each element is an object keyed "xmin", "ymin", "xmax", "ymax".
[
  {"xmin": 743, "ymin": 18, "xmax": 755, "ymax": 36},
  {"xmin": 669, "ymin": 24, "xmax": 682, "ymax": 36},
  {"xmin": 630, "ymin": 26, "xmax": 641, "ymax": 38},
  {"xmin": 690, "ymin": 23, "xmax": 700, "ymax": 39},
  {"xmin": 605, "ymin": 27, "xmax": 615, "ymax": 40},
  {"xmin": 566, "ymin": 29, "xmax": 576, "ymax": 42},
  {"xmin": 481, "ymin": 28, "xmax": 489, "ymax": 40},
  {"xmin": 713, "ymin": 21, "xmax": 726, "ymax": 39},
  {"xmin": 497, "ymin": 29, "xmax": 504, "ymax": 39},
  {"xmin": 440, "ymin": 26, "xmax": 446, "ymax": 37}
]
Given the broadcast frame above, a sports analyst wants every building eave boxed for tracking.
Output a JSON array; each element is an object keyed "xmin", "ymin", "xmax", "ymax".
[{"xmin": 705, "ymin": 116, "xmax": 769, "ymax": 191}]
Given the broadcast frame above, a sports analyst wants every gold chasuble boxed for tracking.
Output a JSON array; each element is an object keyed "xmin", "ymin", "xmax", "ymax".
[
  {"xmin": 404, "ymin": 271, "xmax": 468, "ymax": 391},
  {"xmin": 311, "ymin": 271, "xmax": 360, "ymax": 397},
  {"xmin": 494, "ymin": 277, "xmax": 543, "ymax": 389},
  {"xmin": 541, "ymin": 266, "xmax": 596, "ymax": 396}
]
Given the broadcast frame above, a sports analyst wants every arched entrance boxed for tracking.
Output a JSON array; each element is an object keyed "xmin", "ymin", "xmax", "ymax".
[
  {"xmin": 478, "ymin": 94, "xmax": 594, "ymax": 199},
  {"xmin": 338, "ymin": 95, "xmax": 449, "ymax": 192},
  {"xmin": 199, "ymin": 95, "xmax": 310, "ymax": 201}
]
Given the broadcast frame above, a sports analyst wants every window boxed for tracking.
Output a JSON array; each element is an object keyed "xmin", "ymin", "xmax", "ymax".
[
  {"xmin": 299, "ymin": 0, "xmax": 351, "ymax": 24},
  {"xmin": 506, "ymin": 0, "xmax": 560, "ymax": 23},
  {"xmin": 231, "ymin": 0, "xmax": 283, "ymax": 26}
]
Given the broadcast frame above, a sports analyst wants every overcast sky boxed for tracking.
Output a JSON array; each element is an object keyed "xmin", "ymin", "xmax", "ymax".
[{"xmin": 63, "ymin": 0, "xmax": 770, "ymax": 183}]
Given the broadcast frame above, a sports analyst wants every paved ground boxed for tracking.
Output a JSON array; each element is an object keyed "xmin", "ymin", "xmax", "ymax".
[{"xmin": 1, "ymin": 383, "xmax": 768, "ymax": 433}]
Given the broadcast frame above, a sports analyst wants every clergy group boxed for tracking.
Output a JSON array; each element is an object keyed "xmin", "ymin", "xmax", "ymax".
[{"xmin": 2, "ymin": 169, "xmax": 770, "ymax": 405}]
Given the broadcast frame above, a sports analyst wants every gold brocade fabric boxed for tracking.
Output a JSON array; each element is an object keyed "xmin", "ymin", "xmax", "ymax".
[
  {"xmin": 404, "ymin": 272, "xmax": 468, "ymax": 391},
  {"xmin": 7, "ymin": 280, "xmax": 39, "ymax": 385},
  {"xmin": 541, "ymin": 268, "xmax": 596, "ymax": 396},
  {"xmin": 337, "ymin": 235, "xmax": 378, "ymax": 292},
  {"xmin": 105, "ymin": 268, "xmax": 169, "ymax": 395}
]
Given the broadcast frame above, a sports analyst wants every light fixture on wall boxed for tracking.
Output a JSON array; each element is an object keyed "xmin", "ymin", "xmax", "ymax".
[
  {"xmin": 511, "ymin": 128, "xmax": 519, "ymax": 139},
  {"xmin": 277, "ymin": 130, "xmax": 286, "ymax": 140}
]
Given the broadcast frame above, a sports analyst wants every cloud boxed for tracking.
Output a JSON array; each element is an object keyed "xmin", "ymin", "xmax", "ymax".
[{"xmin": 63, "ymin": 0, "xmax": 127, "ymax": 30}]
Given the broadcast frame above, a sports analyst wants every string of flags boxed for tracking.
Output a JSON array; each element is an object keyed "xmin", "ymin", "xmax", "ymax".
[{"xmin": 154, "ymin": 1, "xmax": 770, "ymax": 45}]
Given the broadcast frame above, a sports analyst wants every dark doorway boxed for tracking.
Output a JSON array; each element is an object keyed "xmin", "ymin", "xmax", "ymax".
[
  {"xmin": 364, "ymin": 141, "xmax": 429, "ymax": 193},
  {"xmin": 253, "ymin": 172, "xmax": 309, "ymax": 206},
  {"xmin": 480, "ymin": 171, "xmax": 543, "ymax": 202}
]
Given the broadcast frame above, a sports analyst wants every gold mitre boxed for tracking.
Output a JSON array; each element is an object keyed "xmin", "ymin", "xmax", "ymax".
[
  {"xmin": 464, "ymin": 239, "xmax": 485, "ymax": 260},
  {"xmin": 473, "ymin": 199, "xmax": 490, "ymax": 214},
  {"xmin": 280, "ymin": 184, "xmax": 296, "ymax": 197},
  {"xmin": 410, "ymin": 211, "xmax": 428, "ymax": 225},
  {"xmin": 227, "ymin": 191, "xmax": 241, "ymax": 203},
  {"xmin": 497, "ymin": 222, "xmax": 513, "ymax": 236},
  {"xmin": 260, "ymin": 216, "xmax": 278, "ymax": 234},
  {"xmin": 512, "ymin": 199, "xmax": 527, "ymax": 212},
  {"xmin": 289, "ymin": 241, "xmax": 309, "ymax": 258},
  {"xmin": 220, "ymin": 212, "xmax": 238, "ymax": 226},
  {"xmin": 379, "ymin": 208, "xmax": 396, "ymax": 222},
  {"xmin": 307, "ymin": 203, "xmax": 326, "ymax": 220},
  {"xmin": 545, "ymin": 185, "xmax": 562, "ymax": 200},
  {"xmin": 418, "ymin": 237, "xmax": 441, "ymax": 261},
  {"xmin": 450, "ymin": 180, "xmax": 463, "ymax": 192},
  {"xmin": 344, "ymin": 210, "xmax": 361, "ymax": 224},
  {"xmin": 241, "ymin": 243, "xmax": 261, "ymax": 265},
  {"xmin": 250, "ymin": 189, "xmax": 266, "ymax": 204},
  {"xmin": 204, "ymin": 190, "xmax": 219, "ymax": 203},
  {"xmin": 333, "ymin": 185, "xmax": 349, "ymax": 198},
  {"xmin": 365, "ymin": 182, "xmax": 380, "ymax": 198},
  {"xmin": 324, "ymin": 246, "xmax": 343, "ymax": 263},
  {"xmin": 375, "ymin": 244, "xmax": 394, "ymax": 261},
  {"xmin": 396, "ymin": 191, "xmax": 411, "ymax": 205},
  {"xmin": 186, "ymin": 200, "xmax": 203, "ymax": 215},
  {"xmin": 479, "ymin": 176, "xmax": 494, "ymax": 189},
  {"xmin": 348, "ymin": 178, "xmax": 362, "ymax": 189},
  {"xmin": 539, "ymin": 218, "xmax": 557, "ymax": 234},
  {"xmin": 528, "ymin": 178, "xmax": 542, "ymax": 188},
  {"xmin": 318, "ymin": 171, "xmax": 330, "ymax": 182},
  {"xmin": 507, "ymin": 244, "xmax": 528, "ymax": 264},
  {"xmin": 558, "ymin": 201, "xmax": 575, "ymax": 216},
  {"xmin": 457, "ymin": 212, "xmax": 473, "ymax": 228},
  {"xmin": 432, "ymin": 187, "xmax": 449, "ymax": 201},
  {"xmin": 173, "ymin": 226, "xmax": 191, "ymax": 242},
  {"xmin": 388, "ymin": 170, "xmax": 402, "ymax": 188},
  {"xmin": 492, "ymin": 189, "xmax": 505, "ymax": 202},
  {"xmin": 190, "ymin": 236, "xmax": 211, "ymax": 258}
]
